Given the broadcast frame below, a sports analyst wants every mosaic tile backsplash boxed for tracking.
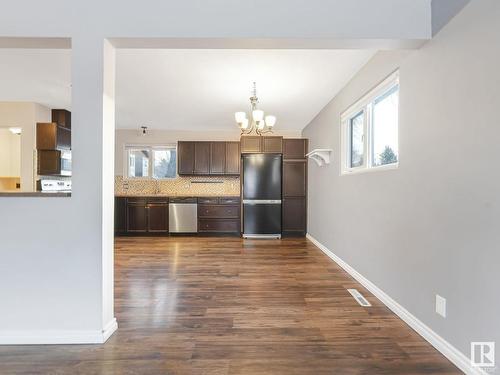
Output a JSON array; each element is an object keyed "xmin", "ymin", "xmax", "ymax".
[{"xmin": 115, "ymin": 175, "xmax": 240, "ymax": 197}]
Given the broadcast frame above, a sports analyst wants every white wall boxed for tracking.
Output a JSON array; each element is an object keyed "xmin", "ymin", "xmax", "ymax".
[
  {"xmin": 0, "ymin": 102, "xmax": 50, "ymax": 191},
  {"xmin": 303, "ymin": 0, "xmax": 499, "ymax": 369},
  {"xmin": 0, "ymin": 129, "xmax": 21, "ymax": 177}
]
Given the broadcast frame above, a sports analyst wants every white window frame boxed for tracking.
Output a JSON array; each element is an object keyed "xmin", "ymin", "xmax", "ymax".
[
  {"xmin": 124, "ymin": 144, "xmax": 177, "ymax": 180},
  {"xmin": 341, "ymin": 70, "xmax": 400, "ymax": 175}
]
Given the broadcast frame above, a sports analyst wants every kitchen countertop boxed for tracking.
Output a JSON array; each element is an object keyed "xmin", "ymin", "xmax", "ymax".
[{"xmin": 0, "ymin": 191, "xmax": 72, "ymax": 197}]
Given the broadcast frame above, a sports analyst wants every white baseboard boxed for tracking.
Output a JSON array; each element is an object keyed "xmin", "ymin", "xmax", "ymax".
[
  {"xmin": 306, "ymin": 233, "xmax": 486, "ymax": 375},
  {"xmin": 102, "ymin": 317, "xmax": 118, "ymax": 343},
  {"xmin": 0, "ymin": 317, "xmax": 118, "ymax": 345}
]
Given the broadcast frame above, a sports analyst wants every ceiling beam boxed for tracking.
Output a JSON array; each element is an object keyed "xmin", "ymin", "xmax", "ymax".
[{"xmin": 0, "ymin": 0, "xmax": 432, "ymax": 50}]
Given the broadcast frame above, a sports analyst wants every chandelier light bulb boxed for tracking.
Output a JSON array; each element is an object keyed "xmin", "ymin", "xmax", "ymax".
[
  {"xmin": 257, "ymin": 121, "xmax": 265, "ymax": 130},
  {"xmin": 235, "ymin": 112, "xmax": 247, "ymax": 123},
  {"xmin": 240, "ymin": 118, "xmax": 249, "ymax": 129},
  {"xmin": 252, "ymin": 109, "xmax": 264, "ymax": 122},
  {"xmin": 265, "ymin": 115, "xmax": 276, "ymax": 127}
]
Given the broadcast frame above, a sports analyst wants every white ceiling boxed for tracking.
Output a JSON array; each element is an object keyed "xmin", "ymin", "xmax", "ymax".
[
  {"xmin": 0, "ymin": 48, "xmax": 374, "ymax": 131},
  {"xmin": 0, "ymin": 49, "xmax": 72, "ymax": 110},
  {"xmin": 115, "ymin": 49, "xmax": 374, "ymax": 131}
]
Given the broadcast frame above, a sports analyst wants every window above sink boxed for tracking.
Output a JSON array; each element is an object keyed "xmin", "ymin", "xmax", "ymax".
[{"xmin": 125, "ymin": 145, "xmax": 177, "ymax": 180}]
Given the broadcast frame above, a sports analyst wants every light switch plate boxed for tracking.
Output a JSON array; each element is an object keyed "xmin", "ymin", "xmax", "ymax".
[{"xmin": 436, "ymin": 294, "xmax": 446, "ymax": 318}]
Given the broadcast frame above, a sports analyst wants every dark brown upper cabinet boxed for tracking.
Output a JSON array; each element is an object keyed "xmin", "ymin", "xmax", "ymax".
[
  {"xmin": 194, "ymin": 142, "xmax": 211, "ymax": 174},
  {"xmin": 225, "ymin": 141, "xmax": 240, "ymax": 175},
  {"xmin": 283, "ymin": 138, "xmax": 308, "ymax": 159},
  {"xmin": 210, "ymin": 142, "xmax": 226, "ymax": 175},
  {"xmin": 178, "ymin": 141, "xmax": 195, "ymax": 175},
  {"xmin": 51, "ymin": 109, "xmax": 71, "ymax": 129},
  {"xmin": 36, "ymin": 122, "xmax": 71, "ymax": 150},
  {"xmin": 240, "ymin": 136, "xmax": 262, "ymax": 153},
  {"xmin": 240, "ymin": 136, "xmax": 283, "ymax": 153},
  {"xmin": 262, "ymin": 136, "xmax": 283, "ymax": 153},
  {"xmin": 178, "ymin": 141, "xmax": 240, "ymax": 176},
  {"xmin": 37, "ymin": 150, "xmax": 61, "ymax": 176}
]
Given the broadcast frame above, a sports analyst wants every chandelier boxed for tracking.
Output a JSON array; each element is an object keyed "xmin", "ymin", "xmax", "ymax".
[{"xmin": 235, "ymin": 82, "xmax": 276, "ymax": 136}]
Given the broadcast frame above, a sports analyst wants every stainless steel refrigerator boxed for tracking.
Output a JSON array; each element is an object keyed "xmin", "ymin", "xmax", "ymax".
[{"xmin": 242, "ymin": 153, "xmax": 282, "ymax": 238}]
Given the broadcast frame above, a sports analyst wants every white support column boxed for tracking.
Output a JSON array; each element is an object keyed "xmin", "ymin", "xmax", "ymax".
[{"xmin": 70, "ymin": 35, "xmax": 117, "ymax": 343}]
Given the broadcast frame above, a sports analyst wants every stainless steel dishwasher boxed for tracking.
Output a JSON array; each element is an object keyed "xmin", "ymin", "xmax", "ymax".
[{"xmin": 169, "ymin": 197, "xmax": 198, "ymax": 233}]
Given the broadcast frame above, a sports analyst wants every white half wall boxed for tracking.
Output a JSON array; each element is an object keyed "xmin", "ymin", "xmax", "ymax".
[
  {"xmin": 0, "ymin": 39, "xmax": 116, "ymax": 343},
  {"xmin": 303, "ymin": 0, "xmax": 499, "ymax": 371}
]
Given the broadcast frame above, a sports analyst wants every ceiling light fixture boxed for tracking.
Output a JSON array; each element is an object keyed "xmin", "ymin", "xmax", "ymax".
[
  {"xmin": 141, "ymin": 126, "xmax": 148, "ymax": 136},
  {"xmin": 235, "ymin": 82, "xmax": 276, "ymax": 136}
]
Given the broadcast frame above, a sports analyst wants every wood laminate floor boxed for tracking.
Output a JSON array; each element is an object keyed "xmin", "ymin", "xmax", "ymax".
[{"xmin": 0, "ymin": 237, "xmax": 460, "ymax": 374}]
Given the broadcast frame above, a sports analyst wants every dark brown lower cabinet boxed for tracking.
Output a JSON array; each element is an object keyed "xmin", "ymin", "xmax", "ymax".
[
  {"xmin": 127, "ymin": 199, "xmax": 148, "ymax": 233},
  {"xmin": 198, "ymin": 197, "xmax": 240, "ymax": 235},
  {"xmin": 115, "ymin": 196, "xmax": 240, "ymax": 236},
  {"xmin": 282, "ymin": 197, "xmax": 307, "ymax": 236},
  {"xmin": 147, "ymin": 200, "xmax": 169, "ymax": 233},
  {"xmin": 116, "ymin": 197, "xmax": 169, "ymax": 235},
  {"xmin": 115, "ymin": 197, "xmax": 127, "ymax": 234}
]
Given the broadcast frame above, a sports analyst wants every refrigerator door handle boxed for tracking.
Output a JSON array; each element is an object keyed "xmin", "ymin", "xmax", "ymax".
[{"xmin": 243, "ymin": 200, "xmax": 282, "ymax": 205}]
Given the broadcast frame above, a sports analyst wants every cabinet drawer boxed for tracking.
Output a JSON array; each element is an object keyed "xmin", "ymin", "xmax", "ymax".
[
  {"xmin": 198, "ymin": 219, "xmax": 240, "ymax": 233},
  {"xmin": 147, "ymin": 197, "xmax": 169, "ymax": 204},
  {"xmin": 198, "ymin": 205, "xmax": 239, "ymax": 218},
  {"xmin": 219, "ymin": 197, "xmax": 240, "ymax": 205},
  {"xmin": 127, "ymin": 197, "xmax": 147, "ymax": 205},
  {"xmin": 170, "ymin": 197, "xmax": 197, "ymax": 203},
  {"xmin": 198, "ymin": 197, "xmax": 219, "ymax": 204}
]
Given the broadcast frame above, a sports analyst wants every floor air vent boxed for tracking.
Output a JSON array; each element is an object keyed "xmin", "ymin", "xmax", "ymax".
[{"xmin": 347, "ymin": 289, "xmax": 372, "ymax": 307}]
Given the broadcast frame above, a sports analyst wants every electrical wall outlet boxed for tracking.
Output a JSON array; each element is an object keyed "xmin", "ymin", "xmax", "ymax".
[{"xmin": 436, "ymin": 294, "xmax": 446, "ymax": 318}]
